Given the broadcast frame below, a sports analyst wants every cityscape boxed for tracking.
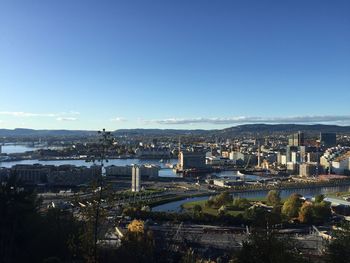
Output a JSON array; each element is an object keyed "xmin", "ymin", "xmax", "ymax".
[{"xmin": 1, "ymin": 1, "xmax": 350, "ymax": 263}]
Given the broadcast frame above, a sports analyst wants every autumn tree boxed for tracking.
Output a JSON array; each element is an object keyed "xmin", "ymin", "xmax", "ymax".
[
  {"xmin": 118, "ymin": 220, "xmax": 156, "ymax": 263},
  {"xmin": 298, "ymin": 202, "xmax": 314, "ymax": 224},
  {"xmin": 281, "ymin": 194, "xmax": 303, "ymax": 219}
]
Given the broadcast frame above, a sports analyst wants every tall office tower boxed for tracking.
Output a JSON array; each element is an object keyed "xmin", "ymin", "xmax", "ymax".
[
  {"xmin": 131, "ymin": 165, "xmax": 141, "ymax": 192},
  {"xmin": 286, "ymin": 146, "xmax": 291, "ymax": 162},
  {"xmin": 291, "ymin": 151, "xmax": 300, "ymax": 164},
  {"xmin": 299, "ymin": 146, "xmax": 306, "ymax": 163},
  {"xmin": 257, "ymin": 143, "xmax": 261, "ymax": 168},
  {"xmin": 288, "ymin": 131, "xmax": 305, "ymax": 146},
  {"xmin": 320, "ymin": 132, "xmax": 337, "ymax": 148}
]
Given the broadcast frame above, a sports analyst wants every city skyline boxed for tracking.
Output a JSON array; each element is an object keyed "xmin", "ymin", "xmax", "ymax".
[{"xmin": 1, "ymin": 0, "xmax": 349, "ymax": 130}]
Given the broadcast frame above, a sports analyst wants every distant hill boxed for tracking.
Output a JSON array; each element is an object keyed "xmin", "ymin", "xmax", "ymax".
[
  {"xmin": 113, "ymin": 128, "xmax": 210, "ymax": 137},
  {"xmin": 0, "ymin": 128, "xmax": 96, "ymax": 138},
  {"xmin": 217, "ymin": 124, "xmax": 350, "ymax": 136},
  {"xmin": 1, "ymin": 124, "xmax": 350, "ymax": 138}
]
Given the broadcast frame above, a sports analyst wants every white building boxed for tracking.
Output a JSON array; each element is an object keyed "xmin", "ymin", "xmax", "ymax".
[
  {"xmin": 332, "ymin": 156, "xmax": 350, "ymax": 175},
  {"xmin": 212, "ymin": 178, "xmax": 244, "ymax": 188},
  {"xmin": 131, "ymin": 165, "xmax": 141, "ymax": 192},
  {"xmin": 277, "ymin": 154, "xmax": 287, "ymax": 165},
  {"xmin": 229, "ymin": 151, "xmax": 245, "ymax": 164}
]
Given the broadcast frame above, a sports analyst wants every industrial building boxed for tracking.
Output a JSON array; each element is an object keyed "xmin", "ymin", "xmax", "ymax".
[
  {"xmin": 105, "ymin": 164, "xmax": 159, "ymax": 178},
  {"xmin": 178, "ymin": 150, "xmax": 206, "ymax": 171},
  {"xmin": 5, "ymin": 164, "xmax": 101, "ymax": 186},
  {"xmin": 135, "ymin": 147, "xmax": 171, "ymax": 159}
]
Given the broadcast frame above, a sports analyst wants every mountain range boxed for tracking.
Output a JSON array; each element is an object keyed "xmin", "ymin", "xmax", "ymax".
[{"xmin": 1, "ymin": 124, "xmax": 350, "ymax": 138}]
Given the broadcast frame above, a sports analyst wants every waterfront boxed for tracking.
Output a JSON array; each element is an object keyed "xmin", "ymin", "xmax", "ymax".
[
  {"xmin": 0, "ymin": 157, "xmax": 264, "ymax": 179},
  {"xmin": 0, "ymin": 158, "xmax": 177, "ymax": 168},
  {"xmin": 152, "ymin": 185, "xmax": 350, "ymax": 212}
]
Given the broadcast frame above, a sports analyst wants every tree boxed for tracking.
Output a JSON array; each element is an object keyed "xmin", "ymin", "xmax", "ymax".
[
  {"xmin": 267, "ymin": 190, "xmax": 281, "ymax": 207},
  {"xmin": 205, "ymin": 198, "xmax": 214, "ymax": 208},
  {"xmin": 0, "ymin": 183, "xmax": 83, "ymax": 263},
  {"xmin": 193, "ymin": 204, "xmax": 202, "ymax": 216},
  {"xmin": 313, "ymin": 201, "xmax": 331, "ymax": 223},
  {"xmin": 325, "ymin": 222, "xmax": 350, "ymax": 263},
  {"xmin": 234, "ymin": 231, "xmax": 306, "ymax": 263},
  {"xmin": 314, "ymin": 194, "xmax": 325, "ymax": 203},
  {"xmin": 281, "ymin": 194, "xmax": 303, "ymax": 219},
  {"xmin": 86, "ymin": 129, "xmax": 115, "ymax": 262},
  {"xmin": 233, "ymin": 197, "xmax": 251, "ymax": 210},
  {"xmin": 117, "ymin": 220, "xmax": 156, "ymax": 263},
  {"xmin": 0, "ymin": 183, "xmax": 42, "ymax": 263},
  {"xmin": 128, "ymin": 219, "xmax": 145, "ymax": 233},
  {"xmin": 298, "ymin": 202, "xmax": 314, "ymax": 224},
  {"xmin": 244, "ymin": 206, "xmax": 269, "ymax": 227},
  {"xmin": 214, "ymin": 191, "xmax": 232, "ymax": 208}
]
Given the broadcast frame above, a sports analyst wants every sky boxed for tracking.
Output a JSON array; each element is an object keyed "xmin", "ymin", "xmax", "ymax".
[{"xmin": 0, "ymin": 0, "xmax": 349, "ymax": 130}]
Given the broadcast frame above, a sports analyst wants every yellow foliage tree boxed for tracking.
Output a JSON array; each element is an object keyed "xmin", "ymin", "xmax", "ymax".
[{"xmin": 127, "ymin": 219, "xmax": 144, "ymax": 234}]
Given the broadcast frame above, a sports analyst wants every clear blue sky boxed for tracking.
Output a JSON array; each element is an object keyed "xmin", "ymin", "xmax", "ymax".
[{"xmin": 0, "ymin": 0, "xmax": 349, "ymax": 130}]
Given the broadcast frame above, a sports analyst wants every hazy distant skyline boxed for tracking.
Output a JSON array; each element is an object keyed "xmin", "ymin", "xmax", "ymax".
[{"xmin": 1, "ymin": 0, "xmax": 349, "ymax": 130}]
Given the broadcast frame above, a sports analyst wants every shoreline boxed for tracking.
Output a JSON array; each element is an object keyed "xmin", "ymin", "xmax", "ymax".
[{"xmin": 150, "ymin": 180, "xmax": 350, "ymax": 209}]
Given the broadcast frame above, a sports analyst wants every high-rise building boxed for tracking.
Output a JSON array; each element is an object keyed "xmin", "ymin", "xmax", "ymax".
[
  {"xmin": 286, "ymin": 146, "xmax": 298, "ymax": 163},
  {"xmin": 131, "ymin": 165, "xmax": 141, "ymax": 192},
  {"xmin": 291, "ymin": 151, "xmax": 300, "ymax": 164},
  {"xmin": 320, "ymin": 132, "xmax": 336, "ymax": 148},
  {"xmin": 299, "ymin": 146, "xmax": 306, "ymax": 163},
  {"xmin": 288, "ymin": 131, "xmax": 305, "ymax": 146}
]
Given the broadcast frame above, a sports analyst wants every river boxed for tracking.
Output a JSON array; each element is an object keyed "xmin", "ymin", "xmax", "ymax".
[
  {"xmin": 152, "ymin": 185, "xmax": 350, "ymax": 212},
  {"xmin": 0, "ymin": 144, "xmax": 66, "ymax": 154},
  {"xmin": 1, "ymin": 144, "xmax": 39, "ymax": 154}
]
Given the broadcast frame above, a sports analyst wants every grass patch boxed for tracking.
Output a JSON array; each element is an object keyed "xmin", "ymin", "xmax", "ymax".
[{"xmin": 326, "ymin": 191, "xmax": 350, "ymax": 198}]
